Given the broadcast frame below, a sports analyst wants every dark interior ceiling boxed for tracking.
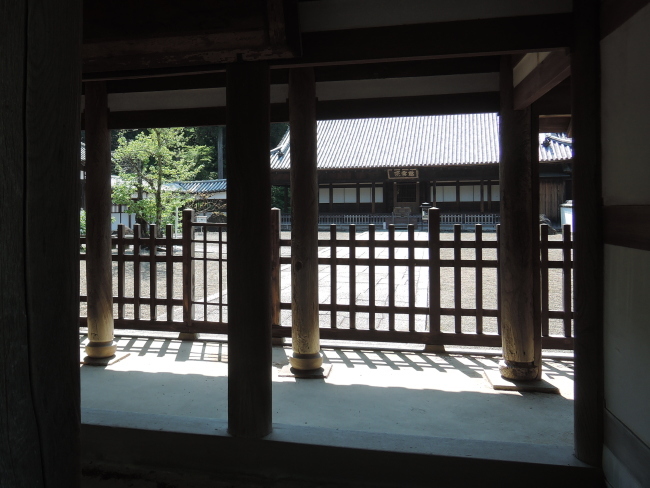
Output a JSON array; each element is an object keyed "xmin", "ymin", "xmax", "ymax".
[{"xmin": 81, "ymin": 0, "xmax": 572, "ymax": 129}]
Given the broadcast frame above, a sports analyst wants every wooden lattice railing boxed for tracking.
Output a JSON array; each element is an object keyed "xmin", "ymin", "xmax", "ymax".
[{"xmin": 80, "ymin": 209, "xmax": 573, "ymax": 349}]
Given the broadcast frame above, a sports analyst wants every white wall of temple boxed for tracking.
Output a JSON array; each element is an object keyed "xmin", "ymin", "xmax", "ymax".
[{"xmin": 601, "ymin": 4, "xmax": 650, "ymax": 487}]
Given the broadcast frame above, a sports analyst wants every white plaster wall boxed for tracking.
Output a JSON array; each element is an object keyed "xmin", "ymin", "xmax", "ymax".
[
  {"xmin": 603, "ymin": 245, "xmax": 650, "ymax": 446},
  {"xmin": 601, "ymin": 4, "xmax": 650, "ymax": 486},
  {"xmin": 601, "ymin": 5, "xmax": 650, "ymax": 206}
]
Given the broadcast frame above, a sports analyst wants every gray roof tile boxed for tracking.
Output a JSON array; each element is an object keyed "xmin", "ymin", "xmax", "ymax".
[{"xmin": 270, "ymin": 114, "xmax": 572, "ymax": 170}]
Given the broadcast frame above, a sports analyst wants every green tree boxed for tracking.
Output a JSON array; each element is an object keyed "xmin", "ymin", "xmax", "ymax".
[{"xmin": 112, "ymin": 128, "xmax": 208, "ymax": 235}]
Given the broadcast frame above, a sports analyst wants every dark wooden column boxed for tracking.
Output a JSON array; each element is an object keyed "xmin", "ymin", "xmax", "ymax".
[
  {"xmin": 498, "ymin": 56, "xmax": 538, "ymax": 380},
  {"xmin": 227, "ymin": 62, "xmax": 272, "ymax": 437},
  {"xmin": 0, "ymin": 0, "xmax": 82, "ymax": 484},
  {"xmin": 288, "ymin": 67, "xmax": 322, "ymax": 370},
  {"xmin": 84, "ymin": 81, "xmax": 117, "ymax": 358},
  {"xmin": 572, "ymin": 0, "xmax": 604, "ymax": 466}
]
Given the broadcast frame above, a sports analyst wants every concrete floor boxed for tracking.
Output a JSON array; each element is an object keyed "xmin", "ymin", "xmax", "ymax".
[{"xmin": 80, "ymin": 334, "xmax": 574, "ymax": 447}]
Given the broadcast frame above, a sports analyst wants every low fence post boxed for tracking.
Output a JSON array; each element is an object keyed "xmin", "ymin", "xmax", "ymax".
[
  {"xmin": 425, "ymin": 207, "xmax": 444, "ymax": 353},
  {"xmin": 270, "ymin": 208, "xmax": 282, "ymax": 344},
  {"xmin": 562, "ymin": 224, "xmax": 572, "ymax": 337},
  {"xmin": 180, "ymin": 208, "xmax": 197, "ymax": 340}
]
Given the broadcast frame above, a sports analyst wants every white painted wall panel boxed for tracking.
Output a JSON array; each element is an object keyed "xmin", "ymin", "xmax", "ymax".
[
  {"xmin": 319, "ymin": 188, "xmax": 329, "ymax": 203},
  {"xmin": 601, "ymin": 5, "xmax": 650, "ymax": 486},
  {"xmin": 603, "ymin": 245, "xmax": 650, "ymax": 447},
  {"xmin": 108, "ymin": 88, "xmax": 226, "ymax": 112}
]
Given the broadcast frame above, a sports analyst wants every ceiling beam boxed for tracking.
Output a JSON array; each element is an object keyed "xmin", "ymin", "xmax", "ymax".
[
  {"xmin": 316, "ymin": 92, "xmax": 499, "ymax": 120},
  {"xmin": 86, "ymin": 55, "xmax": 500, "ymax": 85},
  {"xmin": 82, "ymin": 13, "xmax": 571, "ymax": 78},
  {"xmin": 513, "ymin": 50, "xmax": 571, "ymax": 110},
  {"xmin": 82, "ymin": 0, "xmax": 300, "ymax": 73},
  {"xmin": 285, "ymin": 14, "xmax": 572, "ymax": 67}
]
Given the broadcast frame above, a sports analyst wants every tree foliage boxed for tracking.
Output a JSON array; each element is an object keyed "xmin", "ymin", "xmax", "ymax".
[{"xmin": 111, "ymin": 128, "xmax": 207, "ymax": 234}]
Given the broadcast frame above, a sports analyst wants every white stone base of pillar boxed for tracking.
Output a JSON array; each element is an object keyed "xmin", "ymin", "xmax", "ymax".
[
  {"xmin": 84, "ymin": 340, "xmax": 117, "ymax": 358},
  {"xmin": 498, "ymin": 359, "xmax": 538, "ymax": 381},
  {"xmin": 289, "ymin": 351, "xmax": 323, "ymax": 371}
]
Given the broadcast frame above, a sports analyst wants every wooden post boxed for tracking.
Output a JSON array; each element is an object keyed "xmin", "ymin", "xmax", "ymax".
[
  {"xmin": 270, "ymin": 208, "xmax": 282, "ymax": 328},
  {"xmin": 227, "ymin": 61, "xmax": 272, "ymax": 438},
  {"xmin": 498, "ymin": 56, "xmax": 538, "ymax": 380},
  {"xmin": 572, "ymin": 0, "xmax": 604, "ymax": 466},
  {"xmin": 289, "ymin": 67, "xmax": 322, "ymax": 370},
  {"xmin": 425, "ymin": 208, "xmax": 444, "ymax": 353},
  {"xmin": 84, "ymin": 81, "xmax": 117, "ymax": 358},
  {"xmin": 531, "ymin": 109, "xmax": 542, "ymax": 380},
  {"xmin": 0, "ymin": 0, "xmax": 82, "ymax": 483},
  {"xmin": 180, "ymin": 209, "xmax": 197, "ymax": 340}
]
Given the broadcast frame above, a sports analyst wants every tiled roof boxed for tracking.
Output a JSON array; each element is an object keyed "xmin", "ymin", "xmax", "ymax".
[
  {"xmin": 270, "ymin": 114, "xmax": 572, "ymax": 170},
  {"xmin": 167, "ymin": 179, "xmax": 227, "ymax": 194},
  {"xmin": 539, "ymin": 134, "xmax": 573, "ymax": 161}
]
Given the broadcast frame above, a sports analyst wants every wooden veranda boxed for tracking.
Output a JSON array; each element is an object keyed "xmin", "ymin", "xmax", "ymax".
[{"xmin": 6, "ymin": 1, "xmax": 650, "ymax": 486}]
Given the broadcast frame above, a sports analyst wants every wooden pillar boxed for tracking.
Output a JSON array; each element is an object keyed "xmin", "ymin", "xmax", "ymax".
[
  {"xmin": 270, "ymin": 208, "xmax": 282, "ymax": 328},
  {"xmin": 530, "ymin": 109, "xmax": 542, "ymax": 380},
  {"xmin": 328, "ymin": 185, "xmax": 333, "ymax": 213},
  {"xmin": 227, "ymin": 61, "xmax": 272, "ymax": 437},
  {"xmin": 572, "ymin": 0, "xmax": 604, "ymax": 466},
  {"xmin": 289, "ymin": 67, "xmax": 322, "ymax": 370},
  {"xmin": 371, "ymin": 182, "xmax": 376, "ymax": 213},
  {"xmin": 84, "ymin": 81, "xmax": 117, "ymax": 358},
  {"xmin": 393, "ymin": 181, "xmax": 398, "ymax": 210},
  {"xmin": 498, "ymin": 56, "xmax": 538, "ymax": 380},
  {"xmin": 0, "ymin": 0, "xmax": 82, "ymax": 484},
  {"xmin": 488, "ymin": 180, "xmax": 493, "ymax": 211}
]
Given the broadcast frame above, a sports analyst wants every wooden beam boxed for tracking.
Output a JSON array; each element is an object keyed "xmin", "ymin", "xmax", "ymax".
[
  {"xmin": 82, "ymin": 14, "xmax": 571, "ymax": 78},
  {"xmin": 514, "ymin": 50, "xmax": 571, "ymax": 110},
  {"xmin": 313, "ymin": 57, "xmax": 500, "ymax": 83},
  {"xmin": 316, "ymin": 92, "xmax": 499, "ymax": 120},
  {"xmin": 291, "ymin": 14, "xmax": 572, "ymax": 67},
  {"xmin": 86, "ymin": 56, "xmax": 500, "ymax": 85},
  {"xmin": 572, "ymin": 0, "xmax": 604, "ymax": 467},
  {"xmin": 226, "ymin": 61, "xmax": 272, "ymax": 438},
  {"xmin": 0, "ymin": 0, "xmax": 82, "ymax": 484},
  {"xmin": 82, "ymin": 0, "xmax": 299, "ymax": 73}
]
